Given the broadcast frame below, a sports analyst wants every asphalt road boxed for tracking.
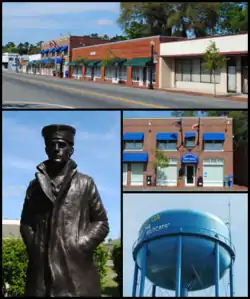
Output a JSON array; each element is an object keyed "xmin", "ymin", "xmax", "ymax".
[{"xmin": 2, "ymin": 71, "xmax": 248, "ymax": 109}]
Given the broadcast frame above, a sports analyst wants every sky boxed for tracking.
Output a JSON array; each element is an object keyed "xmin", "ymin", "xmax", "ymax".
[
  {"xmin": 2, "ymin": 2, "xmax": 123, "ymax": 45},
  {"xmin": 123, "ymin": 111, "xmax": 209, "ymax": 118},
  {"xmin": 123, "ymin": 193, "xmax": 248, "ymax": 297},
  {"xmin": 2, "ymin": 111, "xmax": 121, "ymax": 241}
]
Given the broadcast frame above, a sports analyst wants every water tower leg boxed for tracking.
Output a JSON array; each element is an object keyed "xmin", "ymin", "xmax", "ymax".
[
  {"xmin": 181, "ymin": 286, "xmax": 188, "ymax": 297},
  {"xmin": 229, "ymin": 258, "xmax": 235, "ymax": 297},
  {"xmin": 132, "ymin": 263, "xmax": 139, "ymax": 297},
  {"xmin": 139, "ymin": 244, "xmax": 148, "ymax": 297},
  {"xmin": 175, "ymin": 235, "xmax": 183, "ymax": 297},
  {"xmin": 214, "ymin": 241, "xmax": 220, "ymax": 297},
  {"xmin": 152, "ymin": 285, "xmax": 156, "ymax": 297}
]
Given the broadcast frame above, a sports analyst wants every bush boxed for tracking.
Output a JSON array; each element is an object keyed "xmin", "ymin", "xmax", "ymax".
[
  {"xmin": 112, "ymin": 242, "xmax": 121, "ymax": 287},
  {"xmin": 3, "ymin": 237, "xmax": 109, "ymax": 296}
]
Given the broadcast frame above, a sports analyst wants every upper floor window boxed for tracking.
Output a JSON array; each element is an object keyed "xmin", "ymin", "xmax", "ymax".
[
  {"xmin": 185, "ymin": 132, "xmax": 196, "ymax": 148},
  {"xmin": 157, "ymin": 140, "xmax": 177, "ymax": 151},
  {"xmin": 204, "ymin": 141, "xmax": 223, "ymax": 151},
  {"xmin": 124, "ymin": 141, "xmax": 143, "ymax": 151}
]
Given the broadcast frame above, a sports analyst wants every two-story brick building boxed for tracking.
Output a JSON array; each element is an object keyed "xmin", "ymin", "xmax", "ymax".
[{"xmin": 123, "ymin": 117, "xmax": 233, "ymax": 189}]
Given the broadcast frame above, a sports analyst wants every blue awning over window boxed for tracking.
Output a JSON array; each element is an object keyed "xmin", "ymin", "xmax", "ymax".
[
  {"xmin": 60, "ymin": 45, "xmax": 68, "ymax": 52},
  {"xmin": 156, "ymin": 133, "xmax": 178, "ymax": 141},
  {"xmin": 203, "ymin": 133, "xmax": 225, "ymax": 141},
  {"xmin": 54, "ymin": 57, "xmax": 62, "ymax": 64},
  {"xmin": 40, "ymin": 50, "xmax": 45, "ymax": 54},
  {"xmin": 55, "ymin": 46, "xmax": 61, "ymax": 52},
  {"xmin": 123, "ymin": 132, "xmax": 144, "ymax": 141},
  {"xmin": 49, "ymin": 48, "xmax": 55, "ymax": 53},
  {"xmin": 123, "ymin": 153, "xmax": 148, "ymax": 162},
  {"xmin": 185, "ymin": 132, "xmax": 196, "ymax": 138},
  {"xmin": 44, "ymin": 48, "xmax": 49, "ymax": 53},
  {"xmin": 181, "ymin": 153, "xmax": 199, "ymax": 164}
]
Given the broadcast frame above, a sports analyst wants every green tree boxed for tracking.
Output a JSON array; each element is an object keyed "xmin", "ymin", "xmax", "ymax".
[
  {"xmin": 171, "ymin": 111, "xmax": 200, "ymax": 117},
  {"xmin": 111, "ymin": 242, "xmax": 121, "ymax": 289},
  {"xmin": 152, "ymin": 149, "xmax": 169, "ymax": 169},
  {"xmin": 202, "ymin": 41, "xmax": 228, "ymax": 97}
]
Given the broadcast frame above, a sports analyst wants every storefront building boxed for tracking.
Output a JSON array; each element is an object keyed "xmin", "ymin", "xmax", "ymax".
[
  {"xmin": 39, "ymin": 35, "xmax": 115, "ymax": 78},
  {"xmin": 70, "ymin": 36, "xmax": 184, "ymax": 88},
  {"xmin": 160, "ymin": 33, "xmax": 248, "ymax": 95},
  {"xmin": 123, "ymin": 117, "xmax": 233, "ymax": 189}
]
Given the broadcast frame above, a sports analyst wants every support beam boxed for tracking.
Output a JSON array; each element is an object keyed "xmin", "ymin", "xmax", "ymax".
[
  {"xmin": 132, "ymin": 263, "xmax": 139, "ymax": 297},
  {"xmin": 152, "ymin": 284, "xmax": 156, "ymax": 297},
  {"xmin": 215, "ymin": 242, "xmax": 220, "ymax": 297},
  {"xmin": 175, "ymin": 235, "xmax": 183, "ymax": 297},
  {"xmin": 139, "ymin": 244, "xmax": 148, "ymax": 297}
]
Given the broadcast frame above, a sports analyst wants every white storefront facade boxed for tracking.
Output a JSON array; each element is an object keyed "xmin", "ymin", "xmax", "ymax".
[{"xmin": 159, "ymin": 33, "xmax": 248, "ymax": 95}]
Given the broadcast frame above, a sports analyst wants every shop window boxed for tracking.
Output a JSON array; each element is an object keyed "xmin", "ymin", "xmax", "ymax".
[
  {"xmin": 157, "ymin": 140, "xmax": 177, "ymax": 151},
  {"xmin": 72, "ymin": 66, "xmax": 77, "ymax": 77},
  {"xmin": 191, "ymin": 58, "xmax": 200, "ymax": 82},
  {"xmin": 119, "ymin": 66, "xmax": 127, "ymax": 81},
  {"xmin": 175, "ymin": 60, "xmax": 182, "ymax": 81},
  {"xmin": 211, "ymin": 68, "xmax": 221, "ymax": 84},
  {"xmin": 204, "ymin": 141, "xmax": 223, "ymax": 151},
  {"xmin": 201, "ymin": 60, "xmax": 211, "ymax": 83},
  {"xmin": 9, "ymin": 57, "xmax": 14, "ymax": 61},
  {"xmin": 147, "ymin": 65, "xmax": 156, "ymax": 83},
  {"xmin": 77, "ymin": 66, "xmax": 82, "ymax": 77},
  {"xmin": 124, "ymin": 141, "xmax": 143, "ymax": 151},
  {"xmin": 105, "ymin": 67, "xmax": 115, "ymax": 79},
  {"xmin": 182, "ymin": 59, "xmax": 191, "ymax": 82},
  {"xmin": 132, "ymin": 67, "xmax": 141, "ymax": 82},
  {"xmin": 85, "ymin": 66, "xmax": 92, "ymax": 77},
  {"xmin": 94, "ymin": 66, "xmax": 101, "ymax": 78}
]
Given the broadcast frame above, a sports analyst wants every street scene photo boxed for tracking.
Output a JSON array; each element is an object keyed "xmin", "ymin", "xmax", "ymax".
[
  {"xmin": 2, "ymin": 2, "xmax": 248, "ymax": 109},
  {"xmin": 122, "ymin": 110, "xmax": 248, "ymax": 191}
]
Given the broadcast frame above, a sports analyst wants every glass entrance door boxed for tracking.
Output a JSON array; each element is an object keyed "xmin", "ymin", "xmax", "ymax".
[{"xmin": 185, "ymin": 165, "xmax": 195, "ymax": 186}]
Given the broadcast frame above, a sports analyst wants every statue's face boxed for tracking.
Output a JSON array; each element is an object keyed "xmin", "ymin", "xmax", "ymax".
[{"xmin": 45, "ymin": 138, "xmax": 73, "ymax": 166}]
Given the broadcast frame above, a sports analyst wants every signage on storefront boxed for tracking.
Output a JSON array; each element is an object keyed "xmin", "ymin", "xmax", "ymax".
[
  {"xmin": 153, "ymin": 52, "xmax": 158, "ymax": 64},
  {"xmin": 90, "ymin": 51, "xmax": 96, "ymax": 56}
]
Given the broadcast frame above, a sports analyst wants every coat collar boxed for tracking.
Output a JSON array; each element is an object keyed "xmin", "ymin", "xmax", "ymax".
[{"xmin": 35, "ymin": 159, "xmax": 77, "ymax": 204}]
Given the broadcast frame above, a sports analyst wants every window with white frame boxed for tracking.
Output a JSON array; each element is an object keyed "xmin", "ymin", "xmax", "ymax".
[
  {"xmin": 105, "ymin": 66, "xmax": 115, "ymax": 79},
  {"xmin": 132, "ymin": 67, "xmax": 141, "ymax": 81},
  {"xmin": 204, "ymin": 140, "xmax": 224, "ymax": 151},
  {"xmin": 130, "ymin": 163, "xmax": 144, "ymax": 186},
  {"xmin": 157, "ymin": 140, "xmax": 177, "ymax": 151},
  {"xmin": 119, "ymin": 66, "xmax": 127, "ymax": 81},
  {"xmin": 124, "ymin": 141, "xmax": 143, "ymax": 151},
  {"xmin": 185, "ymin": 137, "xmax": 195, "ymax": 148},
  {"xmin": 85, "ymin": 66, "xmax": 92, "ymax": 77},
  {"xmin": 72, "ymin": 66, "xmax": 77, "ymax": 77},
  {"xmin": 147, "ymin": 65, "xmax": 156, "ymax": 83},
  {"xmin": 123, "ymin": 163, "xmax": 128, "ymax": 186},
  {"xmin": 94, "ymin": 66, "xmax": 101, "ymax": 78}
]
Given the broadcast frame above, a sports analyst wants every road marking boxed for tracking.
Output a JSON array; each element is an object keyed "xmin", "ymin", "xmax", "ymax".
[
  {"xmin": 4, "ymin": 73, "xmax": 168, "ymax": 108},
  {"xmin": 3, "ymin": 101, "xmax": 73, "ymax": 108}
]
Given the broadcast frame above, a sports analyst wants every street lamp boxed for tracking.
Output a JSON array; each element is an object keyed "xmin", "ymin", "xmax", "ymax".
[{"xmin": 148, "ymin": 40, "xmax": 155, "ymax": 90}]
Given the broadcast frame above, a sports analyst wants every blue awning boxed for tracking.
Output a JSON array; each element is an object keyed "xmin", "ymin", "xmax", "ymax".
[
  {"xmin": 203, "ymin": 133, "xmax": 225, "ymax": 141},
  {"xmin": 55, "ymin": 46, "xmax": 62, "ymax": 52},
  {"xmin": 123, "ymin": 153, "xmax": 148, "ymax": 162},
  {"xmin": 181, "ymin": 153, "xmax": 199, "ymax": 164},
  {"xmin": 60, "ymin": 45, "xmax": 68, "ymax": 52},
  {"xmin": 49, "ymin": 48, "xmax": 55, "ymax": 53},
  {"xmin": 123, "ymin": 133, "xmax": 144, "ymax": 141},
  {"xmin": 54, "ymin": 57, "xmax": 62, "ymax": 64},
  {"xmin": 40, "ymin": 50, "xmax": 45, "ymax": 54},
  {"xmin": 44, "ymin": 48, "xmax": 49, "ymax": 53},
  {"xmin": 156, "ymin": 133, "xmax": 178, "ymax": 141},
  {"xmin": 185, "ymin": 132, "xmax": 196, "ymax": 138}
]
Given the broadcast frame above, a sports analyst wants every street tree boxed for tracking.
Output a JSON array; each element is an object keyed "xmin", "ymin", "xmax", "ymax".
[{"xmin": 202, "ymin": 41, "xmax": 228, "ymax": 97}]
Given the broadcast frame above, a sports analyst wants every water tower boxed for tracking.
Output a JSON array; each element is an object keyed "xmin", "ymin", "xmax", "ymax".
[{"xmin": 132, "ymin": 209, "xmax": 235, "ymax": 297}]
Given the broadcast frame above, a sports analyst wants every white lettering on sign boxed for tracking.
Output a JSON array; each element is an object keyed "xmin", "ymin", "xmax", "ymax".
[
  {"xmin": 90, "ymin": 51, "xmax": 96, "ymax": 56},
  {"xmin": 146, "ymin": 223, "xmax": 170, "ymax": 236}
]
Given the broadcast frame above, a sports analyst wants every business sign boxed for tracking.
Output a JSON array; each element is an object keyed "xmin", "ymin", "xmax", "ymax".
[
  {"xmin": 90, "ymin": 51, "xmax": 96, "ymax": 56},
  {"xmin": 145, "ymin": 223, "xmax": 170, "ymax": 236}
]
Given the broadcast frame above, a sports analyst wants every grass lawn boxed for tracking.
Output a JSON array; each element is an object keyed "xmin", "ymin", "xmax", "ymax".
[{"xmin": 102, "ymin": 265, "xmax": 120, "ymax": 297}]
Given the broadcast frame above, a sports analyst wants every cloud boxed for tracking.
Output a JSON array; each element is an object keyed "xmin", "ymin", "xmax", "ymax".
[
  {"xmin": 96, "ymin": 19, "xmax": 114, "ymax": 25},
  {"xmin": 3, "ymin": 185, "xmax": 26, "ymax": 197},
  {"xmin": 3, "ymin": 3, "xmax": 119, "ymax": 18}
]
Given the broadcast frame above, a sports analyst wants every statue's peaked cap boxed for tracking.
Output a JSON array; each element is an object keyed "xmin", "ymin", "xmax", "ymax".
[{"xmin": 42, "ymin": 124, "xmax": 76, "ymax": 144}]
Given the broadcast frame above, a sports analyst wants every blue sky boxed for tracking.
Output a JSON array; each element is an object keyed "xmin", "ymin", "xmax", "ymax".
[
  {"xmin": 2, "ymin": 2, "xmax": 122, "ymax": 45},
  {"xmin": 3, "ymin": 111, "xmax": 121, "ymax": 241},
  {"xmin": 123, "ymin": 111, "xmax": 206, "ymax": 118},
  {"xmin": 123, "ymin": 194, "xmax": 248, "ymax": 297}
]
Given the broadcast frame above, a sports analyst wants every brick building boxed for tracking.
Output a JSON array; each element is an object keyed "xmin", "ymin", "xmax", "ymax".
[
  {"xmin": 70, "ymin": 35, "xmax": 184, "ymax": 87},
  {"xmin": 35, "ymin": 35, "xmax": 112, "ymax": 77},
  {"xmin": 123, "ymin": 117, "xmax": 233, "ymax": 189}
]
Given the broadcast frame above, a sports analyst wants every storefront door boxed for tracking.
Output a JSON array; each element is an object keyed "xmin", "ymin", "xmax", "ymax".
[
  {"xmin": 185, "ymin": 165, "xmax": 195, "ymax": 186},
  {"xmin": 227, "ymin": 57, "xmax": 237, "ymax": 92}
]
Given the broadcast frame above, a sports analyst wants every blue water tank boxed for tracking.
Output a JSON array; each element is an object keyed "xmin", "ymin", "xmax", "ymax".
[{"xmin": 133, "ymin": 209, "xmax": 235, "ymax": 291}]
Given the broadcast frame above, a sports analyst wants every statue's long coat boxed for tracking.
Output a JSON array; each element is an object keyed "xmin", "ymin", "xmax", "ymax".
[{"xmin": 20, "ymin": 160, "xmax": 109, "ymax": 297}]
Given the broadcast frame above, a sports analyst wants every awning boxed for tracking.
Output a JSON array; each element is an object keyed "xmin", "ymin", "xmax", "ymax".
[
  {"xmin": 123, "ymin": 133, "xmax": 144, "ymax": 141},
  {"xmin": 84, "ymin": 60, "xmax": 101, "ymax": 67},
  {"xmin": 54, "ymin": 57, "xmax": 62, "ymax": 64},
  {"xmin": 60, "ymin": 45, "xmax": 68, "ymax": 52},
  {"xmin": 203, "ymin": 133, "xmax": 225, "ymax": 141},
  {"xmin": 104, "ymin": 58, "xmax": 127, "ymax": 66},
  {"xmin": 181, "ymin": 153, "xmax": 199, "ymax": 164},
  {"xmin": 44, "ymin": 49, "xmax": 49, "ymax": 53},
  {"xmin": 43, "ymin": 58, "xmax": 55, "ymax": 64},
  {"xmin": 124, "ymin": 57, "xmax": 151, "ymax": 67},
  {"xmin": 156, "ymin": 133, "xmax": 178, "ymax": 141},
  {"xmin": 55, "ymin": 46, "xmax": 61, "ymax": 52},
  {"xmin": 123, "ymin": 153, "xmax": 148, "ymax": 162},
  {"xmin": 49, "ymin": 48, "xmax": 55, "ymax": 53},
  {"xmin": 40, "ymin": 50, "xmax": 45, "ymax": 54},
  {"xmin": 185, "ymin": 132, "xmax": 196, "ymax": 138}
]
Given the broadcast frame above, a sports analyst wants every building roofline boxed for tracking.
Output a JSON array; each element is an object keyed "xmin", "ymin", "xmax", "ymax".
[
  {"xmin": 72, "ymin": 35, "xmax": 181, "ymax": 50},
  {"xmin": 2, "ymin": 219, "xmax": 20, "ymax": 224}
]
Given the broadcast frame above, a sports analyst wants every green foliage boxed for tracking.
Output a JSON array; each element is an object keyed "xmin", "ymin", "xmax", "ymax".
[
  {"xmin": 3, "ymin": 237, "xmax": 109, "ymax": 296},
  {"xmin": 152, "ymin": 149, "xmax": 169, "ymax": 169},
  {"xmin": 171, "ymin": 111, "xmax": 200, "ymax": 117},
  {"xmin": 101, "ymin": 58, "xmax": 116, "ymax": 67},
  {"xmin": 2, "ymin": 237, "xmax": 28, "ymax": 297},
  {"xmin": 111, "ymin": 242, "xmax": 121, "ymax": 287},
  {"xmin": 202, "ymin": 41, "xmax": 228, "ymax": 96}
]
